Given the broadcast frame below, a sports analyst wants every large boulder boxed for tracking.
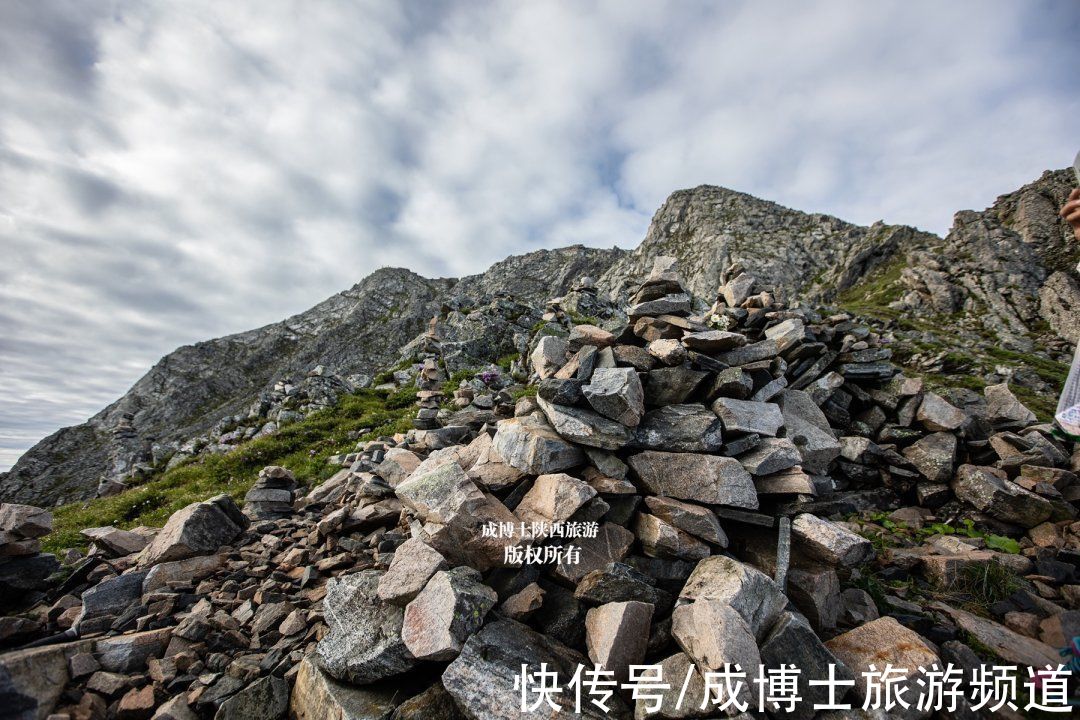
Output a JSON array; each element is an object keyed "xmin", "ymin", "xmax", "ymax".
[
  {"xmin": 680, "ymin": 556, "xmax": 787, "ymax": 640},
  {"xmin": 952, "ymin": 464, "xmax": 1053, "ymax": 528},
  {"xmin": 582, "ymin": 367, "xmax": 645, "ymax": 427},
  {"xmin": 0, "ymin": 504, "xmax": 53, "ymax": 539},
  {"xmin": 290, "ymin": 656, "xmax": 398, "ymax": 720},
  {"xmin": 491, "ymin": 415, "xmax": 585, "ymax": 475},
  {"xmin": 628, "ymin": 451, "xmax": 758, "ymax": 509},
  {"xmin": 536, "ymin": 397, "xmax": 634, "ymax": 450},
  {"xmin": 402, "ymin": 568, "xmax": 497, "ymax": 661},
  {"xmin": 137, "ymin": 495, "xmax": 248, "ymax": 567},
  {"xmin": 316, "ymin": 570, "xmax": 416, "ymax": 684},
  {"xmin": 631, "ymin": 404, "xmax": 723, "ymax": 452}
]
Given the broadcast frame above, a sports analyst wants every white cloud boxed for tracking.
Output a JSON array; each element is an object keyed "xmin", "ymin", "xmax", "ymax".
[{"xmin": 1, "ymin": 0, "xmax": 1078, "ymax": 469}]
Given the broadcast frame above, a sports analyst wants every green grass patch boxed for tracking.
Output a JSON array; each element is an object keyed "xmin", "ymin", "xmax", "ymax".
[{"xmin": 41, "ymin": 389, "xmax": 416, "ymax": 554}]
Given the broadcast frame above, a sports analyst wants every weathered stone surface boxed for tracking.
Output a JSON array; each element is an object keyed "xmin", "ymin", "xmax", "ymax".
[
  {"xmin": 634, "ymin": 652, "xmax": 708, "ymax": 720},
  {"xmin": 137, "ymin": 496, "xmax": 247, "ymax": 566},
  {"xmin": 681, "ymin": 330, "xmax": 746, "ymax": 353},
  {"xmin": 585, "ymin": 600, "xmax": 653, "ymax": 684},
  {"xmin": 712, "ymin": 398, "xmax": 784, "ymax": 437},
  {"xmin": 0, "ymin": 504, "xmax": 52, "ymax": 538},
  {"xmin": 290, "ymin": 656, "xmax": 398, "ymax": 720},
  {"xmin": 317, "ymin": 570, "xmax": 416, "ymax": 684},
  {"xmin": 377, "ymin": 538, "xmax": 447, "ymax": 605},
  {"xmin": 672, "ymin": 599, "xmax": 760, "ymax": 710},
  {"xmin": 396, "ymin": 461, "xmax": 485, "ymax": 526},
  {"xmin": 582, "ymin": 367, "xmax": 645, "ymax": 427},
  {"xmin": 574, "ymin": 562, "xmax": 669, "ymax": 609},
  {"xmin": 754, "ymin": 466, "xmax": 817, "ymax": 496},
  {"xmin": 901, "ymin": 432, "xmax": 956, "ymax": 483},
  {"xmin": 680, "ymin": 555, "xmax": 787, "ymax": 640},
  {"xmin": 643, "ymin": 496, "xmax": 726, "ymax": 546},
  {"xmin": 537, "ymin": 377, "xmax": 584, "ymax": 406},
  {"xmin": 629, "ymin": 451, "xmax": 758, "ymax": 509},
  {"xmin": 787, "ymin": 565, "xmax": 841, "ymax": 632},
  {"xmin": 635, "ymin": 513, "xmax": 710, "ymax": 561},
  {"xmin": 536, "ymin": 397, "xmax": 633, "ymax": 450},
  {"xmin": 984, "ymin": 383, "xmax": 1037, "ymax": 426},
  {"xmin": 514, "ymin": 473, "xmax": 596, "ymax": 525},
  {"xmin": 738, "ymin": 437, "xmax": 801, "ymax": 475},
  {"xmin": 568, "ymin": 324, "xmax": 615, "ymax": 351},
  {"xmin": 499, "ymin": 582, "xmax": 545, "ymax": 621},
  {"xmin": 932, "ymin": 603, "xmax": 1059, "ymax": 668},
  {"xmin": 377, "ymin": 448, "xmax": 422, "ymax": 488},
  {"xmin": 952, "ymin": 464, "xmax": 1053, "ymax": 528},
  {"xmin": 76, "ymin": 570, "xmax": 147, "ymax": 632},
  {"xmin": 646, "ymin": 338, "xmax": 687, "ymax": 365},
  {"xmin": 643, "ymin": 366, "xmax": 708, "ymax": 406},
  {"xmin": 631, "ymin": 404, "xmax": 723, "ymax": 452},
  {"xmin": 96, "ymin": 628, "xmax": 171, "ymax": 673},
  {"xmin": 0, "ymin": 640, "xmax": 90, "ymax": 720},
  {"xmin": 759, "ymin": 612, "xmax": 853, "ymax": 720},
  {"xmin": 492, "ymin": 415, "xmax": 586, "ymax": 475},
  {"xmin": 402, "ymin": 567, "xmax": 497, "ymax": 661},
  {"xmin": 531, "ymin": 335, "xmax": 568, "ymax": 379},
  {"xmin": 776, "ymin": 389, "xmax": 841, "ymax": 473},
  {"xmin": 214, "ymin": 675, "xmax": 288, "ymax": 720},
  {"xmin": 142, "ymin": 553, "xmax": 226, "ymax": 593},
  {"xmin": 825, "ymin": 617, "xmax": 939, "ymax": 719},
  {"xmin": 764, "ymin": 317, "xmax": 808, "ymax": 351},
  {"xmin": 554, "ymin": 522, "xmax": 634, "ymax": 583},
  {"xmin": 916, "ymin": 392, "xmax": 966, "ymax": 431},
  {"xmin": 792, "ymin": 513, "xmax": 874, "ymax": 567},
  {"xmin": 81, "ymin": 526, "xmax": 152, "ymax": 557},
  {"xmin": 461, "ymin": 433, "xmax": 524, "ymax": 492},
  {"xmin": 709, "ymin": 367, "xmax": 754, "ymax": 400},
  {"xmin": 443, "ymin": 619, "xmax": 622, "ymax": 719}
]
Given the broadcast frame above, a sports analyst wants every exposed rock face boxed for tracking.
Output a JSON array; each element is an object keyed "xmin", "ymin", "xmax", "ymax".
[{"xmin": 137, "ymin": 495, "xmax": 248, "ymax": 566}]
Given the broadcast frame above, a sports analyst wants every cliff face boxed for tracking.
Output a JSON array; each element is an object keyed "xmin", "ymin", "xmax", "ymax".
[{"xmin": 3, "ymin": 170, "xmax": 1077, "ymax": 507}]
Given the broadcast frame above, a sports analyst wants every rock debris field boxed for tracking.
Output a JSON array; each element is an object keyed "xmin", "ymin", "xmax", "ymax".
[{"xmin": 1, "ymin": 258, "xmax": 1078, "ymax": 719}]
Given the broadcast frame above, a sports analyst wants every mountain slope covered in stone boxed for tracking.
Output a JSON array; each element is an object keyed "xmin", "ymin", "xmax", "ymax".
[{"xmin": 2, "ymin": 169, "xmax": 1077, "ymax": 509}]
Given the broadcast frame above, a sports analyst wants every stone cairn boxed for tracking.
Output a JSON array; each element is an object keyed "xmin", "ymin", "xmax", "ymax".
[
  {"xmin": 1, "ymin": 257, "xmax": 1079, "ymax": 719},
  {"xmin": 243, "ymin": 467, "xmax": 299, "ymax": 521}
]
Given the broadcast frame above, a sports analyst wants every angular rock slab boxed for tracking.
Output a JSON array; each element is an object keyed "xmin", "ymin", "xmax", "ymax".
[
  {"xmin": 554, "ymin": 522, "xmax": 634, "ymax": 583},
  {"xmin": 643, "ymin": 496, "xmax": 727, "ymax": 546},
  {"xmin": 671, "ymin": 599, "xmax": 760, "ymax": 710},
  {"xmin": 514, "ymin": 473, "xmax": 597, "ymax": 525},
  {"xmin": 792, "ymin": 513, "xmax": 874, "ymax": 567},
  {"xmin": 291, "ymin": 656, "xmax": 398, "ymax": 720},
  {"xmin": 402, "ymin": 568, "xmax": 497, "ymax": 661},
  {"xmin": 631, "ymin": 404, "xmax": 723, "ymax": 452},
  {"xmin": 738, "ymin": 437, "xmax": 801, "ymax": 476},
  {"xmin": 137, "ymin": 495, "xmax": 247, "ymax": 567},
  {"xmin": 635, "ymin": 513, "xmax": 710, "ymax": 561},
  {"xmin": 316, "ymin": 570, "xmax": 416, "ymax": 684},
  {"xmin": 377, "ymin": 538, "xmax": 447, "ymax": 606},
  {"xmin": 492, "ymin": 415, "xmax": 586, "ymax": 475},
  {"xmin": 585, "ymin": 600, "xmax": 653, "ymax": 685},
  {"xmin": 443, "ymin": 619, "xmax": 625, "ymax": 719},
  {"xmin": 825, "ymin": 617, "xmax": 939, "ymax": 720},
  {"xmin": 629, "ymin": 451, "xmax": 758, "ymax": 510},
  {"xmin": 776, "ymin": 389, "xmax": 841, "ymax": 474},
  {"xmin": 901, "ymin": 432, "xmax": 956, "ymax": 483},
  {"xmin": 680, "ymin": 555, "xmax": 787, "ymax": 640},
  {"xmin": 712, "ymin": 398, "xmax": 784, "ymax": 437},
  {"xmin": 537, "ymin": 397, "xmax": 633, "ymax": 450},
  {"xmin": 0, "ymin": 503, "xmax": 52, "ymax": 538},
  {"xmin": 582, "ymin": 367, "xmax": 645, "ymax": 427},
  {"xmin": 759, "ymin": 611, "xmax": 853, "ymax": 720},
  {"xmin": 951, "ymin": 464, "xmax": 1053, "ymax": 528}
]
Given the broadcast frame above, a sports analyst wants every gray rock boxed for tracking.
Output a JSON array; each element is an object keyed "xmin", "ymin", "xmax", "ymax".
[
  {"xmin": 984, "ymin": 383, "xmax": 1037, "ymax": 426},
  {"xmin": 142, "ymin": 553, "xmax": 226, "ymax": 594},
  {"xmin": 574, "ymin": 562, "xmax": 669, "ymax": 609},
  {"xmin": 81, "ymin": 526, "xmax": 153, "ymax": 557},
  {"xmin": 568, "ymin": 324, "xmax": 615, "ymax": 351},
  {"xmin": 537, "ymin": 378, "xmax": 584, "ymax": 406},
  {"xmin": 738, "ymin": 437, "xmax": 801, "ymax": 475},
  {"xmin": 629, "ymin": 292, "xmax": 692, "ymax": 317},
  {"xmin": 680, "ymin": 555, "xmax": 787, "ymax": 640},
  {"xmin": 791, "ymin": 513, "xmax": 873, "ymax": 567},
  {"xmin": 759, "ymin": 612, "xmax": 854, "ymax": 720},
  {"xmin": 316, "ymin": 570, "xmax": 417, "ymax": 684},
  {"xmin": 643, "ymin": 366, "xmax": 708, "ymax": 406},
  {"xmin": 681, "ymin": 330, "xmax": 746, "ymax": 353},
  {"xmin": 708, "ymin": 367, "xmax": 754, "ymax": 400},
  {"xmin": 554, "ymin": 522, "xmax": 634, "ymax": 583},
  {"xmin": 0, "ymin": 504, "xmax": 52, "ymax": 539},
  {"xmin": 764, "ymin": 317, "xmax": 808, "ymax": 351},
  {"xmin": 776, "ymin": 389, "xmax": 841, "ymax": 473},
  {"xmin": 631, "ymin": 404, "xmax": 723, "ymax": 452},
  {"xmin": 787, "ymin": 565, "xmax": 841, "ymax": 632},
  {"xmin": 402, "ymin": 567, "xmax": 497, "ymax": 661},
  {"xmin": 901, "ymin": 432, "xmax": 956, "ymax": 483},
  {"xmin": 642, "ymin": 496, "xmax": 727, "ymax": 546},
  {"xmin": 582, "ymin": 367, "xmax": 645, "ymax": 427},
  {"xmin": 840, "ymin": 588, "xmax": 879, "ymax": 628},
  {"xmin": 671, "ymin": 600, "xmax": 761, "ymax": 711},
  {"xmin": 585, "ymin": 600, "xmax": 653, "ymax": 685},
  {"xmin": 514, "ymin": 473, "xmax": 596, "ymax": 525},
  {"xmin": 530, "ymin": 335, "xmax": 568, "ymax": 379},
  {"xmin": 76, "ymin": 570, "xmax": 148, "ymax": 633},
  {"xmin": 395, "ymin": 460, "xmax": 485, "ymax": 527},
  {"xmin": 712, "ymin": 398, "xmax": 784, "ymax": 437},
  {"xmin": 95, "ymin": 627, "xmax": 172, "ymax": 672},
  {"xmin": 290, "ymin": 655, "xmax": 398, "ymax": 720},
  {"xmin": 377, "ymin": 538, "xmax": 447, "ymax": 606},
  {"xmin": 951, "ymin": 464, "xmax": 1053, "ymax": 528},
  {"xmin": 214, "ymin": 675, "xmax": 288, "ymax": 720},
  {"xmin": 376, "ymin": 447, "xmax": 422, "ymax": 488},
  {"xmin": 628, "ymin": 451, "xmax": 758, "ymax": 509},
  {"xmin": 536, "ymin": 397, "xmax": 633, "ymax": 450},
  {"xmin": 916, "ymin": 392, "xmax": 966, "ymax": 432},
  {"xmin": 443, "ymin": 619, "xmax": 623, "ymax": 719},
  {"xmin": 137, "ymin": 495, "xmax": 247, "ymax": 566},
  {"xmin": 635, "ymin": 513, "xmax": 710, "ymax": 561}
]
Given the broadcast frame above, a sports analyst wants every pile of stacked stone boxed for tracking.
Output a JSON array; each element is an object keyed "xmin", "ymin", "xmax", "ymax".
[
  {"xmin": 243, "ymin": 466, "xmax": 299, "ymax": 520},
  {"xmin": 413, "ymin": 358, "xmax": 445, "ymax": 431},
  {"xmin": 0, "ymin": 504, "xmax": 59, "ymax": 613},
  {"xmin": 3, "ymin": 258, "xmax": 1079, "ymax": 719}
]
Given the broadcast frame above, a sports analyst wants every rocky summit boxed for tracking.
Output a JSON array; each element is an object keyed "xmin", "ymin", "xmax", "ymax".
[{"xmin": 1, "ymin": 172, "xmax": 1079, "ymax": 718}]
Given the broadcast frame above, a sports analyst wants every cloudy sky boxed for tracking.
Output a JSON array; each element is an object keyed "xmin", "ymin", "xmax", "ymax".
[{"xmin": 1, "ymin": 0, "xmax": 1078, "ymax": 471}]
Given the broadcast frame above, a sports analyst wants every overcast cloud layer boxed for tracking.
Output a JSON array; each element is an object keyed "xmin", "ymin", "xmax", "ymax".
[{"xmin": 2, "ymin": 0, "xmax": 1078, "ymax": 470}]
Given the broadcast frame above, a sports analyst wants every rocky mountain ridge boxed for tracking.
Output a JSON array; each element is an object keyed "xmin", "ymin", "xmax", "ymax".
[{"xmin": 3, "ymin": 169, "xmax": 1077, "ymax": 507}]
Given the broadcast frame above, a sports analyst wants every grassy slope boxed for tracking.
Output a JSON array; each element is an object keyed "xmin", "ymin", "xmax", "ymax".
[{"xmin": 42, "ymin": 388, "xmax": 417, "ymax": 554}]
